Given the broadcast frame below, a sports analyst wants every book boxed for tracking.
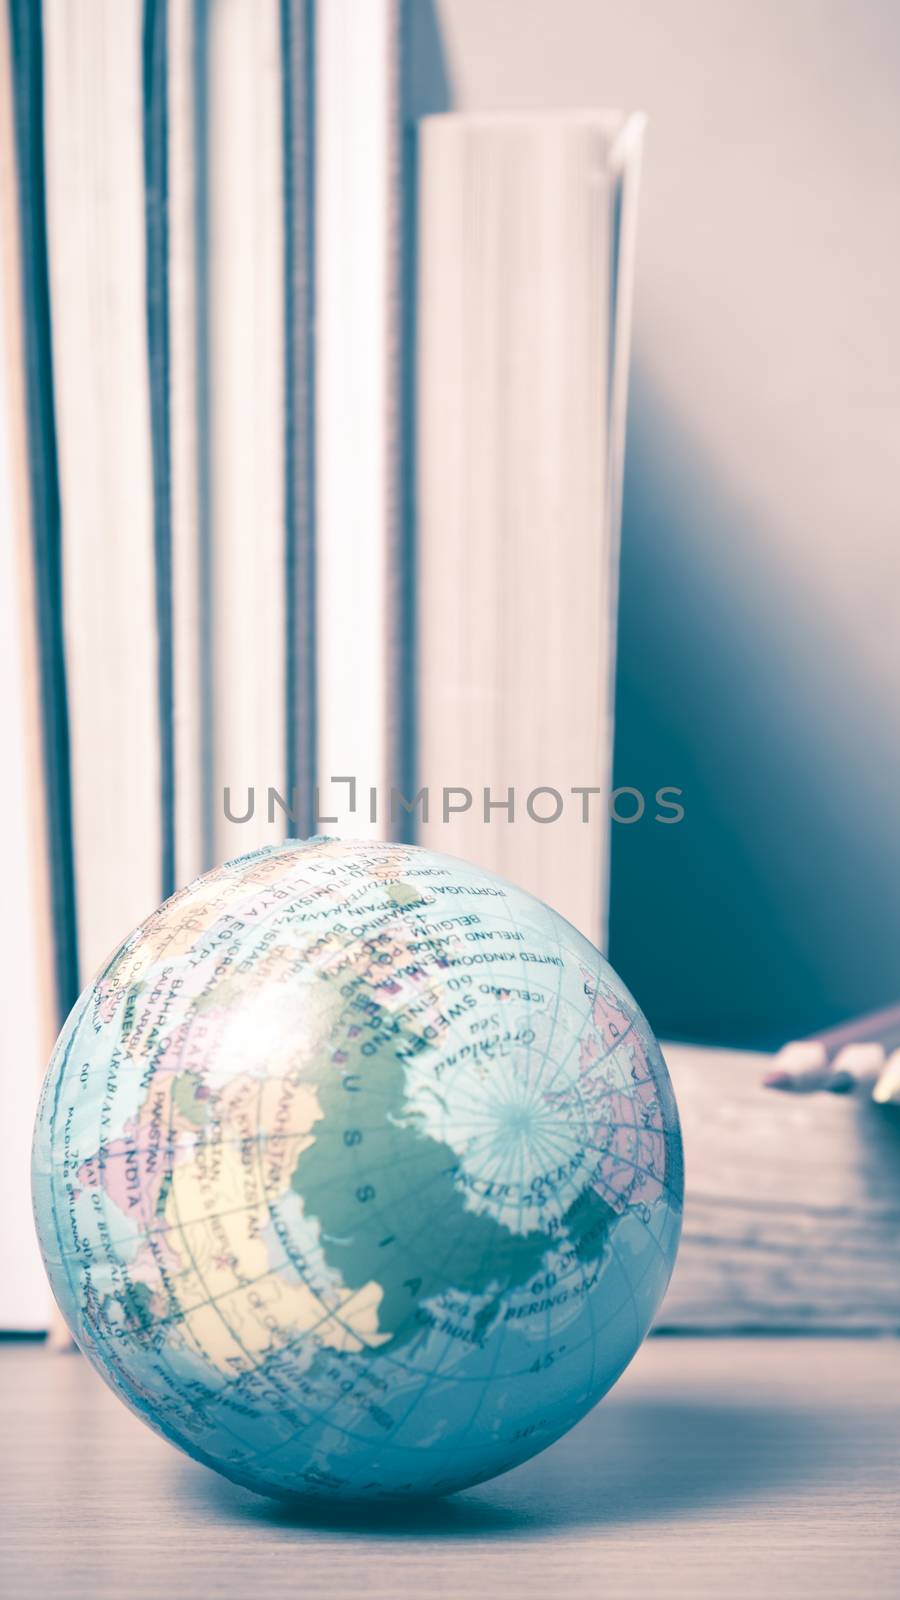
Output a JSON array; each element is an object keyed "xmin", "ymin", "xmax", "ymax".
[
  {"xmin": 414, "ymin": 112, "xmax": 645, "ymax": 946},
  {"xmin": 39, "ymin": 0, "xmax": 311, "ymax": 912},
  {"xmin": 2, "ymin": 0, "xmax": 318, "ymax": 1335},
  {"xmin": 206, "ymin": 0, "xmax": 289, "ymax": 862},
  {"xmin": 0, "ymin": 0, "xmax": 59, "ymax": 1332},
  {"xmin": 4, "ymin": 0, "xmax": 80, "ymax": 1025},
  {"xmin": 41, "ymin": 0, "xmax": 164, "ymax": 980},
  {"xmin": 314, "ymin": 0, "xmax": 403, "ymax": 841},
  {"xmin": 162, "ymin": 0, "xmax": 317, "ymax": 872},
  {"xmin": 661, "ymin": 1042, "xmax": 900, "ymax": 1331}
]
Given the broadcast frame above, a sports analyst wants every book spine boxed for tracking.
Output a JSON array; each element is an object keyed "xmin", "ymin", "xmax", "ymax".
[
  {"xmin": 4, "ymin": 0, "xmax": 79, "ymax": 1019},
  {"xmin": 206, "ymin": 0, "xmax": 288, "ymax": 861},
  {"xmin": 43, "ymin": 0, "xmax": 162, "ymax": 980},
  {"xmin": 144, "ymin": 0, "xmax": 176, "ymax": 901},
  {"xmin": 0, "ymin": 0, "xmax": 60, "ymax": 1332}
]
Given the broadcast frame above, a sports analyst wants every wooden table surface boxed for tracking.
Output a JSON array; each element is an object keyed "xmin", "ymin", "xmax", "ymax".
[{"xmin": 2, "ymin": 1338, "xmax": 898, "ymax": 1599}]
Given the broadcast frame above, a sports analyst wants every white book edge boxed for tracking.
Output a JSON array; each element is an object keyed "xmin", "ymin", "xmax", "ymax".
[
  {"xmin": 414, "ymin": 113, "xmax": 641, "ymax": 946},
  {"xmin": 0, "ymin": 1, "xmax": 61, "ymax": 1330},
  {"xmin": 207, "ymin": 0, "xmax": 287, "ymax": 863},
  {"xmin": 43, "ymin": 0, "xmax": 162, "ymax": 980},
  {"xmin": 315, "ymin": 0, "xmax": 401, "ymax": 840}
]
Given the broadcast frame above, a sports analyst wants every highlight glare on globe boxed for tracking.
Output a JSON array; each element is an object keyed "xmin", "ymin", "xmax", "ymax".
[{"xmin": 32, "ymin": 837, "xmax": 683, "ymax": 1502}]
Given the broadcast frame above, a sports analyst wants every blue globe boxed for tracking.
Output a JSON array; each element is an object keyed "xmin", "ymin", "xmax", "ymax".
[{"xmin": 32, "ymin": 837, "xmax": 682, "ymax": 1501}]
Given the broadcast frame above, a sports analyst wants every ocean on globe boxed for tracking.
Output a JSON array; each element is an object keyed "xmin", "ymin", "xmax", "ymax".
[{"xmin": 32, "ymin": 837, "xmax": 682, "ymax": 1502}]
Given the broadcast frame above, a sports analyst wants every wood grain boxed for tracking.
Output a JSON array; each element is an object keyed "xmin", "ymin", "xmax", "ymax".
[
  {"xmin": 2, "ymin": 1339, "xmax": 898, "ymax": 1599},
  {"xmin": 659, "ymin": 1044, "xmax": 900, "ymax": 1331}
]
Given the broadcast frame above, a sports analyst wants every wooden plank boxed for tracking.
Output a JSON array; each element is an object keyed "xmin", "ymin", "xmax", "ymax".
[
  {"xmin": 1, "ymin": 1339, "xmax": 897, "ymax": 1599},
  {"xmin": 659, "ymin": 1043, "xmax": 900, "ymax": 1331}
]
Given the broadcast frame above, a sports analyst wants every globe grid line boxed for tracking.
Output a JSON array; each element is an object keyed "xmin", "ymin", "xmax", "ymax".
[
  {"xmin": 147, "ymin": 898, "xmax": 559, "ymax": 1450},
  {"xmin": 34, "ymin": 838, "xmax": 682, "ymax": 1499}
]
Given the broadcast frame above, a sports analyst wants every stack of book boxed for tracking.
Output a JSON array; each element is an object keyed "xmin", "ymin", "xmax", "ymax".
[{"xmin": 1, "ymin": 1, "xmax": 644, "ymax": 1325}]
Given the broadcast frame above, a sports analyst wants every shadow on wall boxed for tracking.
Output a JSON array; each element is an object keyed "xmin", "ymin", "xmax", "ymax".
[
  {"xmin": 405, "ymin": 0, "xmax": 452, "ymax": 120},
  {"xmin": 610, "ymin": 360, "xmax": 900, "ymax": 1048}
]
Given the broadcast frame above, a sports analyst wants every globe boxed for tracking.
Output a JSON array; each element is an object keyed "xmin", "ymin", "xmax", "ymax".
[{"xmin": 32, "ymin": 836, "xmax": 682, "ymax": 1502}]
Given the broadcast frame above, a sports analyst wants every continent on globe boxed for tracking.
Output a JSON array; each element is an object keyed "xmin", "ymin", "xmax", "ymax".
[{"xmin": 33, "ymin": 837, "xmax": 682, "ymax": 1501}]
